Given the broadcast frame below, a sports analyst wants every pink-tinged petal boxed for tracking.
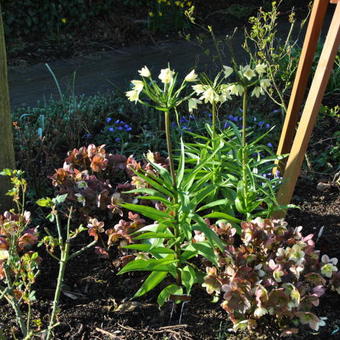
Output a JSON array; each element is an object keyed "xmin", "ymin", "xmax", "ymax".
[
  {"xmin": 312, "ymin": 285, "xmax": 326, "ymax": 297},
  {"xmin": 280, "ymin": 328, "xmax": 299, "ymax": 337},
  {"xmin": 94, "ymin": 246, "xmax": 109, "ymax": 258}
]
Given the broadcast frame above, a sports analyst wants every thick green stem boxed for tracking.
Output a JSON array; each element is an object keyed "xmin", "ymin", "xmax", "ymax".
[
  {"xmin": 242, "ymin": 88, "xmax": 248, "ymax": 211},
  {"xmin": 242, "ymin": 88, "xmax": 248, "ymax": 149},
  {"xmin": 3, "ymin": 266, "xmax": 27, "ymax": 336},
  {"xmin": 164, "ymin": 110, "xmax": 176, "ymax": 187},
  {"xmin": 211, "ymin": 101, "xmax": 217, "ymax": 137},
  {"xmin": 45, "ymin": 241, "xmax": 71, "ymax": 340}
]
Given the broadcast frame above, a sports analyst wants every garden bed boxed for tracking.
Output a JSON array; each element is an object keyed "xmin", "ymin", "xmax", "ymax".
[
  {"xmin": 0, "ymin": 178, "xmax": 339, "ymax": 340},
  {"xmin": 1, "ymin": 3, "xmax": 339, "ymax": 339}
]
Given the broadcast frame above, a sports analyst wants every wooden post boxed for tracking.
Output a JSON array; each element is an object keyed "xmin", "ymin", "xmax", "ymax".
[
  {"xmin": 275, "ymin": 0, "xmax": 329, "ymax": 172},
  {"xmin": 275, "ymin": 1, "xmax": 340, "ymax": 217},
  {"xmin": 0, "ymin": 4, "xmax": 16, "ymax": 211}
]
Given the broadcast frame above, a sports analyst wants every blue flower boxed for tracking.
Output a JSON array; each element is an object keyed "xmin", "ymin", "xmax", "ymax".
[
  {"xmin": 127, "ymin": 127, "xmax": 132, "ymax": 132},
  {"xmin": 258, "ymin": 121, "xmax": 264, "ymax": 127},
  {"xmin": 228, "ymin": 114, "xmax": 234, "ymax": 120},
  {"xmin": 106, "ymin": 117, "xmax": 112, "ymax": 123},
  {"xmin": 84, "ymin": 133, "xmax": 92, "ymax": 139},
  {"xmin": 224, "ymin": 122, "xmax": 230, "ymax": 129},
  {"xmin": 274, "ymin": 170, "xmax": 282, "ymax": 178},
  {"xmin": 267, "ymin": 142, "xmax": 273, "ymax": 148},
  {"xmin": 115, "ymin": 137, "xmax": 121, "ymax": 142},
  {"xmin": 108, "ymin": 127, "xmax": 115, "ymax": 132},
  {"xmin": 253, "ymin": 117, "xmax": 257, "ymax": 122},
  {"xmin": 265, "ymin": 123, "xmax": 270, "ymax": 129},
  {"xmin": 117, "ymin": 126, "xmax": 123, "ymax": 131},
  {"xmin": 115, "ymin": 119, "xmax": 121, "ymax": 124}
]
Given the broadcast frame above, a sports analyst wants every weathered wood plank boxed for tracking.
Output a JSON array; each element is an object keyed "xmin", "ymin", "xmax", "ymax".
[
  {"xmin": 275, "ymin": 1, "xmax": 340, "ymax": 218},
  {"xmin": 275, "ymin": 0, "xmax": 329, "ymax": 173}
]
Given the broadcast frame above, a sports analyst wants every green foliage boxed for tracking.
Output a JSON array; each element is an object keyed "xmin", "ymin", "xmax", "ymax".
[
  {"xmin": 147, "ymin": 0, "xmax": 193, "ymax": 32},
  {"xmin": 2, "ymin": 0, "xmax": 116, "ymax": 40},
  {"xmin": 12, "ymin": 91, "xmax": 124, "ymax": 198},
  {"xmin": 117, "ymin": 139, "xmax": 225, "ymax": 304},
  {"xmin": 184, "ymin": 125, "xmax": 288, "ymax": 220},
  {"xmin": 0, "ymin": 170, "xmax": 40, "ymax": 338},
  {"xmin": 202, "ymin": 218, "xmax": 340, "ymax": 335},
  {"xmin": 227, "ymin": 4, "xmax": 256, "ymax": 20}
]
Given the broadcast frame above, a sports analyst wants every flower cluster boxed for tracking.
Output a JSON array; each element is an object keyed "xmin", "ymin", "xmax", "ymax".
[
  {"xmin": 106, "ymin": 119, "xmax": 132, "ymax": 134},
  {"xmin": 51, "ymin": 145, "xmax": 131, "ymax": 214},
  {"xmin": 0, "ymin": 210, "xmax": 40, "ymax": 302},
  {"xmin": 202, "ymin": 218, "xmax": 340, "ymax": 335},
  {"xmin": 191, "ymin": 63, "xmax": 271, "ymax": 108},
  {"xmin": 51, "ymin": 145, "xmax": 170, "ymax": 258},
  {"xmin": 126, "ymin": 65, "xmax": 197, "ymax": 111}
]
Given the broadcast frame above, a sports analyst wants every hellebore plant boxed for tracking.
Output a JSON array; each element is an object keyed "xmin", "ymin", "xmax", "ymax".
[
  {"xmin": 0, "ymin": 169, "xmax": 40, "ymax": 339},
  {"xmin": 201, "ymin": 218, "xmax": 340, "ymax": 336}
]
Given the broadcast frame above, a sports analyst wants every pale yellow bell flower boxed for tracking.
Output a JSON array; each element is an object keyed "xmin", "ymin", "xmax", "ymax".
[
  {"xmin": 158, "ymin": 68, "xmax": 175, "ymax": 84},
  {"xmin": 192, "ymin": 84, "xmax": 205, "ymax": 95},
  {"xmin": 223, "ymin": 65, "xmax": 233, "ymax": 78},
  {"xmin": 251, "ymin": 86, "xmax": 264, "ymax": 98},
  {"xmin": 241, "ymin": 65, "xmax": 256, "ymax": 81},
  {"xmin": 260, "ymin": 78, "xmax": 271, "ymax": 89},
  {"xmin": 131, "ymin": 80, "xmax": 144, "ymax": 92},
  {"xmin": 228, "ymin": 84, "xmax": 244, "ymax": 96},
  {"xmin": 126, "ymin": 89, "xmax": 140, "ymax": 103},
  {"xmin": 138, "ymin": 66, "xmax": 151, "ymax": 78},
  {"xmin": 255, "ymin": 63, "xmax": 267, "ymax": 75},
  {"xmin": 184, "ymin": 69, "xmax": 198, "ymax": 82},
  {"xmin": 200, "ymin": 87, "xmax": 220, "ymax": 104}
]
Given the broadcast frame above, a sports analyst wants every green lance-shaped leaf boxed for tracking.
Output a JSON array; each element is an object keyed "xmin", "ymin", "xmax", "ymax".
[
  {"xmin": 157, "ymin": 284, "xmax": 183, "ymax": 307},
  {"xmin": 134, "ymin": 271, "xmax": 168, "ymax": 298},
  {"xmin": 191, "ymin": 242, "xmax": 218, "ymax": 266},
  {"xmin": 203, "ymin": 211, "xmax": 241, "ymax": 224},
  {"xmin": 117, "ymin": 258, "xmax": 178, "ymax": 275},
  {"xmin": 197, "ymin": 198, "xmax": 231, "ymax": 212},
  {"xmin": 133, "ymin": 231, "xmax": 175, "ymax": 240},
  {"xmin": 120, "ymin": 203, "xmax": 172, "ymax": 221},
  {"xmin": 123, "ymin": 244, "xmax": 175, "ymax": 254},
  {"xmin": 180, "ymin": 265, "xmax": 197, "ymax": 294}
]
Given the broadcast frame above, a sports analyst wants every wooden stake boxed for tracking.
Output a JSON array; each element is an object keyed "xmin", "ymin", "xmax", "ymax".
[
  {"xmin": 275, "ymin": 1, "xmax": 340, "ymax": 218},
  {"xmin": 275, "ymin": 0, "xmax": 329, "ymax": 173}
]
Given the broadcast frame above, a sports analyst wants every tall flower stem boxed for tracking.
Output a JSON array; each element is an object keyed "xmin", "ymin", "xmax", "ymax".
[
  {"xmin": 212, "ymin": 100, "xmax": 217, "ymax": 137},
  {"xmin": 242, "ymin": 88, "xmax": 248, "ymax": 150},
  {"xmin": 164, "ymin": 110, "xmax": 180, "ymax": 284},
  {"xmin": 241, "ymin": 88, "xmax": 248, "ymax": 210},
  {"xmin": 164, "ymin": 110, "xmax": 176, "ymax": 187}
]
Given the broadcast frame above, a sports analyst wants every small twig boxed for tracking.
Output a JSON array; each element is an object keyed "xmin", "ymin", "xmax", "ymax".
[
  {"xmin": 117, "ymin": 323, "xmax": 137, "ymax": 332},
  {"xmin": 158, "ymin": 324, "xmax": 188, "ymax": 330},
  {"xmin": 95, "ymin": 327, "xmax": 124, "ymax": 339}
]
